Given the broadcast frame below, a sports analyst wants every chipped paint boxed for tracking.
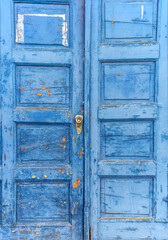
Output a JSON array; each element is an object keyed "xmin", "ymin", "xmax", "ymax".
[
  {"xmin": 141, "ymin": 5, "xmax": 144, "ymax": 19},
  {"xmin": 73, "ymin": 178, "xmax": 80, "ymax": 188},
  {"xmin": 16, "ymin": 13, "xmax": 68, "ymax": 46}
]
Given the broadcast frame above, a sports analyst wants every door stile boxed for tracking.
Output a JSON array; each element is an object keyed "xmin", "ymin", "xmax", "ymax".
[
  {"xmin": 84, "ymin": 0, "xmax": 91, "ymax": 239},
  {"xmin": 155, "ymin": 0, "xmax": 168, "ymax": 221},
  {"xmin": 71, "ymin": 1, "xmax": 85, "ymax": 239},
  {"xmin": 1, "ymin": 0, "xmax": 15, "ymax": 226},
  {"xmin": 90, "ymin": 0, "xmax": 100, "ymax": 239}
]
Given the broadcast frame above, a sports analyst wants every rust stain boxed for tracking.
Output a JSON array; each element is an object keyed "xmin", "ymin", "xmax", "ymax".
[
  {"xmin": 20, "ymin": 228, "xmax": 25, "ymax": 233},
  {"xmin": 73, "ymin": 178, "xmax": 80, "ymax": 188},
  {"xmin": 135, "ymin": 150, "xmax": 139, "ymax": 152},
  {"xmin": 62, "ymin": 138, "xmax": 66, "ymax": 141},
  {"xmin": 65, "ymin": 114, "xmax": 70, "ymax": 117},
  {"xmin": 10, "ymin": 133, "xmax": 13, "ymax": 135},
  {"xmin": 20, "ymin": 171, "xmax": 23, "ymax": 175},
  {"xmin": 28, "ymin": 81, "xmax": 32, "ymax": 85},
  {"xmin": 32, "ymin": 175, "xmax": 36, "ymax": 179},
  {"xmin": 40, "ymin": 87, "xmax": 46, "ymax": 90},
  {"xmin": 118, "ymin": 74, "xmax": 122, "ymax": 76},
  {"xmin": 112, "ymin": 21, "xmax": 115, "ymax": 23},
  {"xmin": 44, "ymin": 174, "xmax": 47, "ymax": 178},
  {"xmin": 37, "ymin": 93, "xmax": 42, "ymax": 96},
  {"xmin": 12, "ymin": 230, "xmax": 17, "ymax": 233},
  {"xmin": 22, "ymin": 116, "xmax": 25, "ymax": 119},
  {"xmin": 47, "ymin": 90, "xmax": 52, "ymax": 95}
]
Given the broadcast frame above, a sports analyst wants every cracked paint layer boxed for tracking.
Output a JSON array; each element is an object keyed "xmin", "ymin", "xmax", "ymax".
[{"xmin": 16, "ymin": 13, "xmax": 68, "ymax": 46}]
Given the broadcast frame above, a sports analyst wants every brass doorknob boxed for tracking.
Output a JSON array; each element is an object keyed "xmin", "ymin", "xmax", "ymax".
[{"xmin": 75, "ymin": 115, "xmax": 83, "ymax": 134}]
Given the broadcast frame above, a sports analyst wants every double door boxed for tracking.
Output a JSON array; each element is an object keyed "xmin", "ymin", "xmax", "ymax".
[{"xmin": 1, "ymin": 0, "xmax": 168, "ymax": 239}]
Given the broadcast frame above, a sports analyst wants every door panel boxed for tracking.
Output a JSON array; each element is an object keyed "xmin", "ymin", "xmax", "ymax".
[
  {"xmin": 1, "ymin": 0, "xmax": 84, "ymax": 239},
  {"xmin": 90, "ymin": 0, "xmax": 168, "ymax": 239}
]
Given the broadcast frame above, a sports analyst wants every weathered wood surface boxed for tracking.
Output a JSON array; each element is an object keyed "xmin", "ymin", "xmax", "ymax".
[{"xmin": 0, "ymin": 0, "xmax": 84, "ymax": 239}]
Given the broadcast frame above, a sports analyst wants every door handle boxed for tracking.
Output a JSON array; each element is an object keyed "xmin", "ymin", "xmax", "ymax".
[{"xmin": 75, "ymin": 115, "xmax": 83, "ymax": 134}]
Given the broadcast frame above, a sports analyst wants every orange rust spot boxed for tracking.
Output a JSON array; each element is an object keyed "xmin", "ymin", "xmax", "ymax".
[
  {"xmin": 81, "ymin": 110, "xmax": 84, "ymax": 114},
  {"xmin": 73, "ymin": 178, "xmax": 80, "ymax": 188},
  {"xmin": 90, "ymin": 143, "xmax": 92, "ymax": 148},
  {"xmin": 22, "ymin": 116, "xmax": 25, "ymax": 119},
  {"xmin": 10, "ymin": 133, "xmax": 13, "ymax": 136},
  {"xmin": 47, "ymin": 90, "xmax": 52, "ymax": 95},
  {"xmin": 66, "ymin": 171, "xmax": 69, "ymax": 175},
  {"xmin": 28, "ymin": 202, "xmax": 31, "ymax": 204},
  {"xmin": 20, "ymin": 171, "xmax": 23, "ymax": 175},
  {"xmin": 112, "ymin": 21, "xmax": 115, "ymax": 23},
  {"xmin": 135, "ymin": 150, "xmax": 139, "ymax": 152},
  {"xmin": 58, "ymin": 170, "xmax": 61, "ymax": 172},
  {"xmin": 12, "ymin": 230, "xmax": 16, "ymax": 233},
  {"xmin": 20, "ymin": 88, "xmax": 25, "ymax": 90},
  {"xmin": 62, "ymin": 138, "xmax": 66, "ymax": 141},
  {"xmin": 44, "ymin": 174, "xmax": 47, "ymax": 178},
  {"xmin": 72, "ymin": 137, "xmax": 75, "ymax": 140},
  {"xmin": 28, "ymin": 81, "xmax": 32, "ymax": 85},
  {"xmin": 32, "ymin": 175, "xmax": 36, "ymax": 178},
  {"xmin": 140, "ymin": 169, "xmax": 143, "ymax": 171},
  {"xmin": 61, "ymin": 80, "xmax": 63, "ymax": 83},
  {"xmin": 37, "ymin": 93, "xmax": 42, "ymax": 96},
  {"xmin": 79, "ymin": 160, "xmax": 80, "ymax": 165},
  {"xmin": 65, "ymin": 114, "xmax": 70, "ymax": 117},
  {"xmin": 40, "ymin": 87, "xmax": 46, "ymax": 90},
  {"xmin": 118, "ymin": 74, "xmax": 122, "ymax": 76},
  {"xmin": 20, "ymin": 228, "xmax": 25, "ymax": 233}
]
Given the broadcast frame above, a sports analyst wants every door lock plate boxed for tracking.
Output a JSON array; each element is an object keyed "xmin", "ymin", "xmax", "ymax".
[{"xmin": 75, "ymin": 115, "xmax": 83, "ymax": 134}]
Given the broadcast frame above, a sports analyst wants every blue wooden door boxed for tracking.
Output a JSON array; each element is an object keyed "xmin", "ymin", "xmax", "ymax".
[
  {"xmin": 0, "ymin": 0, "xmax": 84, "ymax": 239},
  {"xmin": 90, "ymin": 0, "xmax": 168, "ymax": 239}
]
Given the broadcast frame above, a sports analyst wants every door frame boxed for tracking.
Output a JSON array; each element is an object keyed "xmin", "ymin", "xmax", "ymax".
[{"xmin": 84, "ymin": 0, "xmax": 91, "ymax": 239}]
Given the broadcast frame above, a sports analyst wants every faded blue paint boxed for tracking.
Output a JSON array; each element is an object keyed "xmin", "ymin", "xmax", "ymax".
[
  {"xmin": 0, "ymin": 0, "xmax": 168, "ymax": 239},
  {"xmin": 90, "ymin": 0, "xmax": 168, "ymax": 240},
  {"xmin": 1, "ymin": 0, "xmax": 84, "ymax": 239}
]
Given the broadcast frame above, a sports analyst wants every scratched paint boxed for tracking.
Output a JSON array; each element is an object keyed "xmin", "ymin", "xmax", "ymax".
[
  {"xmin": 16, "ymin": 13, "xmax": 68, "ymax": 46},
  {"xmin": 0, "ymin": 1, "xmax": 85, "ymax": 238},
  {"xmin": 89, "ymin": 0, "xmax": 168, "ymax": 239}
]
